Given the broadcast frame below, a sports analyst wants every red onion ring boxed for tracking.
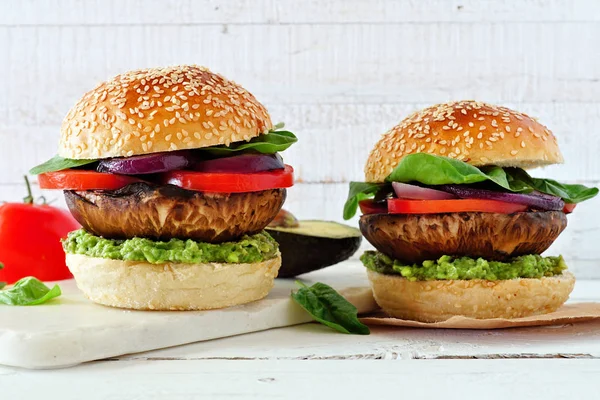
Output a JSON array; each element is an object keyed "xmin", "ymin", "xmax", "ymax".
[
  {"xmin": 438, "ymin": 185, "xmax": 565, "ymax": 211},
  {"xmin": 98, "ymin": 151, "xmax": 193, "ymax": 175},
  {"xmin": 392, "ymin": 182, "xmax": 456, "ymax": 200},
  {"xmin": 193, "ymin": 153, "xmax": 285, "ymax": 173}
]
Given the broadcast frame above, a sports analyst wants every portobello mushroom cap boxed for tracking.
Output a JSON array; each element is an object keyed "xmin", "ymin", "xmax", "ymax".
[
  {"xmin": 359, "ymin": 211, "xmax": 567, "ymax": 263},
  {"xmin": 65, "ymin": 183, "xmax": 286, "ymax": 242}
]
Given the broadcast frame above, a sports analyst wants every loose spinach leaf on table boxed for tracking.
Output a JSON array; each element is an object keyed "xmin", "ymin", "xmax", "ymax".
[
  {"xmin": 0, "ymin": 277, "xmax": 61, "ymax": 306},
  {"xmin": 291, "ymin": 281, "xmax": 370, "ymax": 335}
]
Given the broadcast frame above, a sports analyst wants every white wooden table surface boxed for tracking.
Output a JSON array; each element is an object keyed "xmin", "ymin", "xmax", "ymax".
[{"xmin": 2, "ymin": 265, "xmax": 600, "ymax": 399}]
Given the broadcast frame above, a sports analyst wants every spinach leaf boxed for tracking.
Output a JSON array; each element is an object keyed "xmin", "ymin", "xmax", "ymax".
[
  {"xmin": 198, "ymin": 129, "xmax": 297, "ymax": 157},
  {"xmin": 291, "ymin": 281, "xmax": 370, "ymax": 335},
  {"xmin": 0, "ymin": 277, "xmax": 62, "ymax": 306},
  {"xmin": 29, "ymin": 155, "xmax": 98, "ymax": 175},
  {"xmin": 505, "ymin": 168, "xmax": 599, "ymax": 204},
  {"xmin": 387, "ymin": 153, "xmax": 492, "ymax": 185},
  {"xmin": 385, "ymin": 153, "xmax": 597, "ymax": 201},
  {"xmin": 343, "ymin": 181, "xmax": 390, "ymax": 220},
  {"xmin": 386, "ymin": 153, "xmax": 527, "ymax": 191}
]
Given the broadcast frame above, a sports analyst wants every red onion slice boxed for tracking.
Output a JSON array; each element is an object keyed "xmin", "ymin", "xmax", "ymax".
[
  {"xmin": 392, "ymin": 182, "xmax": 456, "ymax": 200},
  {"xmin": 98, "ymin": 151, "xmax": 193, "ymax": 175},
  {"xmin": 193, "ymin": 153, "xmax": 285, "ymax": 173},
  {"xmin": 439, "ymin": 185, "xmax": 565, "ymax": 211}
]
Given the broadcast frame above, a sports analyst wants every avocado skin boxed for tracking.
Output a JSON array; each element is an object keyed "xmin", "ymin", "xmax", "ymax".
[{"xmin": 266, "ymin": 223, "xmax": 362, "ymax": 277}]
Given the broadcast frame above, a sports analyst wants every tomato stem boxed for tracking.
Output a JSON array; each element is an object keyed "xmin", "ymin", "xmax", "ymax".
[{"xmin": 23, "ymin": 175, "xmax": 34, "ymax": 204}]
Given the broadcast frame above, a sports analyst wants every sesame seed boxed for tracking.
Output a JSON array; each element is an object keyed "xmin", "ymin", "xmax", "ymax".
[
  {"xmin": 521, "ymin": 141, "xmax": 526, "ymax": 148},
  {"xmin": 510, "ymin": 150, "xmax": 518, "ymax": 155}
]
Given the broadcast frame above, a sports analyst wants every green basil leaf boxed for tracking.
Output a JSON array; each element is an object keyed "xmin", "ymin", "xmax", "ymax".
[
  {"xmin": 505, "ymin": 168, "xmax": 599, "ymax": 204},
  {"xmin": 0, "ymin": 277, "xmax": 61, "ymax": 306},
  {"xmin": 343, "ymin": 181, "xmax": 389, "ymax": 220},
  {"xmin": 198, "ymin": 130, "xmax": 298, "ymax": 157},
  {"xmin": 291, "ymin": 281, "xmax": 370, "ymax": 335},
  {"xmin": 29, "ymin": 155, "xmax": 97, "ymax": 175}
]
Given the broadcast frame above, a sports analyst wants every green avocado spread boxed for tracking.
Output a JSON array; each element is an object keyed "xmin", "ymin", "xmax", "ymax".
[
  {"xmin": 63, "ymin": 229, "xmax": 279, "ymax": 264},
  {"xmin": 360, "ymin": 251, "xmax": 567, "ymax": 281}
]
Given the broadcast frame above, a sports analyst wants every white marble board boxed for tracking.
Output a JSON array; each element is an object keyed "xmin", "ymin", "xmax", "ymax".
[{"xmin": 0, "ymin": 262, "xmax": 376, "ymax": 369}]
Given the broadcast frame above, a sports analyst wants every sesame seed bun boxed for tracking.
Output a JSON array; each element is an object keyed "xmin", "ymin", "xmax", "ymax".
[
  {"xmin": 59, "ymin": 65, "xmax": 273, "ymax": 159},
  {"xmin": 365, "ymin": 100, "xmax": 563, "ymax": 182},
  {"xmin": 367, "ymin": 269, "xmax": 575, "ymax": 322},
  {"xmin": 66, "ymin": 253, "xmax": 282, "ymax": 311}
]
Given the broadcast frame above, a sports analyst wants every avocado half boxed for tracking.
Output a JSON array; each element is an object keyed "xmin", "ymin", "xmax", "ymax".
[{"xmin": 266, "ymin": 220, "xmax": 362, "ymax": 278}]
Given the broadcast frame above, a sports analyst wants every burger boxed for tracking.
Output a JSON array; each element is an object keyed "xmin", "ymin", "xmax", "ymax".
[
  {"xmin": 344, "ymin": 100, "xmax": 598, "ymax": 322},
  {"xmin": 30, "ymin": 65, "xmax": 296, "ymax": 311}
]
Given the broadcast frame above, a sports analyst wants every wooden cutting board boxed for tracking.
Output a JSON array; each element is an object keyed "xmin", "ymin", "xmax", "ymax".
[{"xmin": 0, "ymin": 262, "xmax": 376, "ymax": 369}]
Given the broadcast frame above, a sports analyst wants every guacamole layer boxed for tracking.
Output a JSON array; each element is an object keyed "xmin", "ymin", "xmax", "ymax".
[
  {"xmin": 63, "ymin": 229, "xmax": 279, "ymax": 264},
  {"xmin": 361, "ymin": 251, "xmax": 567, "ymax": 281}
]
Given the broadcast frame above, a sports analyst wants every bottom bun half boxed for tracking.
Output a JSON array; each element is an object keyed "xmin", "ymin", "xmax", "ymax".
[
  {"xmin": 367, "ymin": 269, "xmax": 575, "ymax": 322},
  {"xmin": 66, "ymin": 253, "xmax": 282, "ymax": 311}
]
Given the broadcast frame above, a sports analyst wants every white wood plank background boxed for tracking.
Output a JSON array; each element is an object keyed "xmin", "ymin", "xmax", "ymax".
[
  {"xmin": 0, "ymin": 0, "xmax": 598, "ymax": 275},
  {"xmin": 3, "ymin": 359, "xmax": 599, "ymax": 400}
]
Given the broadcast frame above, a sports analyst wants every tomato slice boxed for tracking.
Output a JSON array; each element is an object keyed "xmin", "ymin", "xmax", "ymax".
[
  {"xmin": 563, "ymin": 203, "xmax": 576, "ymax": 214},
  {"xmin": 39, "ymin": 170, "xmax": 141, "ymax": 190},
  {"xmin": 359, "ymin": 199, "xmax": 388, "ymax": 215},
  {"xmin": 387, "ymin": 199, "xmax": 528, "ymax": 214},
  {"xmin": 163, "ymin": 165, "xmax": 294, "ymax": 193}
]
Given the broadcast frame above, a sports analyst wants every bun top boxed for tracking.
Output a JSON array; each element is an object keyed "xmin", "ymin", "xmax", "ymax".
[
  {"xmin": 365, "ymin": 100, "xmax": 563, "ymax": 182},
  {"xmin": 59, "ymin": 65, "xmax": 273, "ymax": 159}
]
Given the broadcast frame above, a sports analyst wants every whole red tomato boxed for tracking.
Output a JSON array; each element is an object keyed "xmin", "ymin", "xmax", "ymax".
[{"xmin": 0, "ymin": 177, "xmax": 80, "ymax": 283}]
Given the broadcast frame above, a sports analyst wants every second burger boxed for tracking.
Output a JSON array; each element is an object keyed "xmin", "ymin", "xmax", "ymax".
[{"xmin": 345, "ymin": 100, "xmax": 598, "ymax": 322}]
